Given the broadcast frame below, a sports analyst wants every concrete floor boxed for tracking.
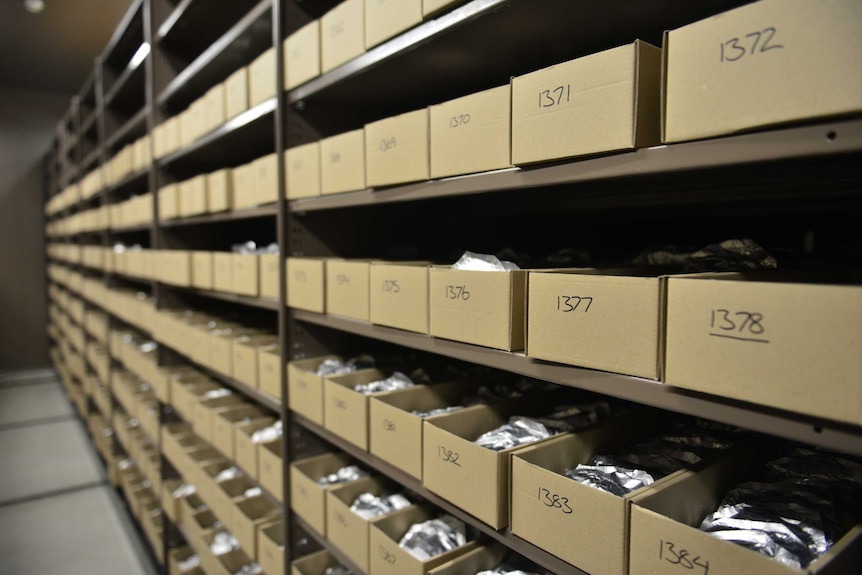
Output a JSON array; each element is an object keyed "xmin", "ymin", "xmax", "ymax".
[{"xmin": 0, "ymin": 369, "xmax": 159, "ymax": 575}]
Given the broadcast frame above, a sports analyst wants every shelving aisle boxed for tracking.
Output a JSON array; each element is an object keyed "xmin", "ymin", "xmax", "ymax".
[{"xmin": 0, "ymin": 370, "xmax": 158, "ymax": 575}]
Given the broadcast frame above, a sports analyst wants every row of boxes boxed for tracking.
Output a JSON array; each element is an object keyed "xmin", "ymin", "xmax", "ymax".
[
  {"xmin": 47, "ymin": 190, "xmax": 153, "ymax": 237},
  {"xmin": 284, "ymin": 0, "xmax": 861, "ymax": 197},
  {"xmin": 105, "ymin": 134, "xmax": 151, "ymax": 187},
  {"xmin": 79, "ymin": 167, "xmax": 102, "ymax": 200},
  {"xmin": 113, "ymin": 407, "xmax": 161, "ymax": 496},
  {"xmin": 47, "ymin": 243, "xmax": 82, "ymax": 263},
  {"xmin": 286, "ymin": 258, "xmax": 862, "ymax": 426},
  {"xmin": 84, "ymin": 340, "xmax": 110, "ymax": 384},
  {"xmin": 45, "ymin": 182, "xmax": 79, "ymax": 215},
  {"xmin": 83, "ymin": 309, "xmax": 108, "ymax": 344}
]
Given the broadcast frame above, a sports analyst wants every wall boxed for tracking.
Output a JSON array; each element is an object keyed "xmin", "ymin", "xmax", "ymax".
[{"xmin": 0, "ymin": 86, "xmax": 68, "ymax": 370}]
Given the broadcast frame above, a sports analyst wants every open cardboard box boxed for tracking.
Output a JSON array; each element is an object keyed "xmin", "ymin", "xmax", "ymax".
[
  {"xmin": 231, "ymin": 494, "xmax": 281, "ymax": 557},
  {"xmin": 291, "ymin": 549, "xmax": 342, "ymax": 575},
  {"xmin": 199, "ymin": 531, "xmax": 257, "ymax": 575},
  {"xmin": 178, "ymin": 494, "xmax": 206, "ymax": 531},
  {"xmin": 211, "ymin": 405, "xmax": 268, "ymax": 460},
  {"xmin": 259, "ymin": 438, "xmax": 284, "ymax": 502},
  {"xmin": 257, "ymin": 344, "xmax": 282, "ymax": 399},
  {"xmin": 185, "ymin": 508, "xmax": 220, "ymax": 558},
  {"xmin": 259, "ymin": 253, "xmax": 280, "ymax": 299},
  {"xmin": 160, "ymin": 478, "xmax": 183, "ymax": 523},
  {"xmin": 232, "ymin": 334, "xmax": 278, "ymax": 388},
  {"xmin": 170, "ymin": 379, "xmax": 221, "ymax": 423},
  {"xmin": 235, "ymin": 416, "xmax": 278, "ymax": 479},
  {"xmin": 426, "ymin": 544, "xmax": 509, "ymax": 575},
  {"xmin": 325, "ymin": 259, "xmax": 373, "ymax": 321},
  {"xmin": 168, "ymin": 546, "xmax": 203, "ymax": 575},
  {"xmin": 258, "ymin": 521, "xmax": 285, "ymax": 575},
  {"xmin": 287, "ymin": 355, "xmax": 343, "ymax": 425},
  {"xmin": 289, "ymin": 451, "xmax": 354, "ymax": 535},
  {"xmin": 369, "ymin": 505, "xmax": 479, "ymax": 575},
  {"xmin": 370, "ymin": 262, "xmax": 431, "ymax": 334},
  {"xmin": 193, "ymin": 394, "xmax": 246, "ymax": 443},
  {"xmin": 212, "ymin": 475, "xmax": 256, "ymax": 531}
]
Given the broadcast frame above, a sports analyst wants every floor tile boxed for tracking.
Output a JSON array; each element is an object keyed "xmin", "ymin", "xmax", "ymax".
[{"xmin": 0, "ymin": 381, "xmax": 72, "ymax": 426}]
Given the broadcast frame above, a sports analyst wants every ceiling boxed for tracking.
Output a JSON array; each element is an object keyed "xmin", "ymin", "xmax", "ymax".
[{"xmin": 0, "ymin": 0, "xmax": 133, "ymax": 96}]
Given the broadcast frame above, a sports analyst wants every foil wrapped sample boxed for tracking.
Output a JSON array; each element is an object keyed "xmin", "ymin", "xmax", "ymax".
[
  {"xmin": 215, "ymin": 467, "xmax": 242, "ymax": 482},
  {"xmin": 316, "ymin": 465, "xmax": 370, "ymax": 487},
  {"xmin": 699, "ymin": 448, "xmax": 862, "ymax": 568},
  {"xmin": 452, "ymin": 251, "xmax": 520, "ymax": 272},
  {"xmin": 314, "ymin": 355, "xmax": 376, "ymax": 377},
  {"xmin": 244, "ymin": 487, "xmax": 262, "ymax": 498},
  {"xmin": 171, "ymin": 483, "xmax": 196, "ymax": 499},
  {"xmin": 203, "ymin": 388, "xmax": 233, "ymax": 400},
  {"xmin": 234, "ymin": 562, "xmax": 262, "ymax": 575},
  {"xmin": 355, "ymin": 372, "xmax": 416, "ymax": 395},
  {"xmin": 350, "ymin": 492, "xmax": 411, "ymax": 520},
  {"xmin": 398, "ymin": 515, "xmax": 467, "ymax": 561},
  {"xmin": 412, "ymin": 406, "xmax": 464, "ymax": 418},
  {"xmin": 477, "ymin": 565, "xmax": 544, "ymax": 575},
  {"xmin": 564, "ymin": 457, "xmax": 656, "ymax": 497},
  {"xmin": 251, "ymin": 421, "xmax": 283, "ymax": 443},
  {"xmin": 177, "ymin": 554, "xmax": 200, "ymax": 571},
  {"xmin": 210, "ymin": 532, "xmax": 240, "ymax": 555},
  {"xmin": 632, "ymin": 239, "xmax": 777, "ymax": 272},
  {"xmin": 323, "ymin": 568, "xmax": 352, "ymax": 575}
]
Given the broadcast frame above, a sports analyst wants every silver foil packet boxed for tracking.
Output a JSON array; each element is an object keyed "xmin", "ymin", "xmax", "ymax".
[
  {"xmin": 251, "ymin": 421, "xmax": 283, "ymax": 443},
  {"xmin": 177, "ymin": 554, "xmax": 200, "ymax": 571},
  {"xmin": 354, "ymin": 371, "xmax": 416, "ymax": 395},
  {"xmin": 203, "ymin": 388, "xmax": 233, "ymax": 400},
  {"xmin": 171, "ymin": 483, "xmax": 196, "ymax": 499},
  {"xmin": 452, "ymin": 251, "xmax": 520, "ymax": 272},
  {"xmin": 215, "ymin": 467, "xmax": 242, "ymax": 482},
  {"xmin": 412, "ymin": 406, "xmax": 464, "ymax": 418},
  {"xmin": 244, "ymin": 487, "xmax": 262, "ymax": 498},
  {"xmin": 314, "ymin": 355, "xmax": 375, "ymax": 377},
  {"xmin": 323, "ymin": 567, "xmax": 352, "ymax": 575},
  {"xmin": 398, "ymin": 515, "xmax": 467, "ymax": 561},
  {"xmin": 564, "ymin": 458, "xmax": 656, "ymax": 497},
  {"xmin": 477, "ymin": 567, "xmax": 543, "ymax": 575},
  {"xmin": 234, "ymin": 562, "xmax": 262, "ymax": 575},
  {"xmin": 350, "ymin": 492, "xmax": 412, "ymax": 520},
  {"xmin": 210, "ymin": 532, "xmax": 240, "ymax": 555},
  {"xmin": 316, "ymin": 465, "xmax": 370, "ymax": 486}
]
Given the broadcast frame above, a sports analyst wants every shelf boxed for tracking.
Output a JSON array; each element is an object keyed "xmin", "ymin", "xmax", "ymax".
[
  {"xmin": 291, "ymin": 119, "xmax": 862, "ymax": 213},
  {"xmin": 104, "ymin": 165, "xmax": 150, "ymax": 199},
  {"xmin": 158, "ymin": 0, "xmax": 272, "ymax": 111},
  {"xmin": 162, "ymin": 284, "xmax": 280, "ymax": 311},
  {"xmin": 159, "ymin": 204, "xmax": 277, "ymax": 227},
  {"xmin": 83, "ymin": 147, "xmax": 102, "ymax": 171},
  {"xmin": 102, "ymin": 0, "xmax": 145, "ymax": 70},
  {"xmin": 293, "ymin": 414, "xmax": 588, "ymax": 575},
  {"xmin": 291, "ymin": 311, "xmax": 862, "ymax": 456},
  {"xmin": 109, "ymin": 271, "xmax": 154, "ymax": 287},
  {"xmin": 109, "ymin": 224, "xmax": 152, "ymax": 234},
  {"xmin": 104, "ymin": 56, "xmax": 148, "ymax": 116},
  {"xmin": 295, "ymin": 516, "xmax": 367, "ymax": 575},
  {"xmin": 158, "ymin": 98, "xmax": 277, "ymax": 172},
  {"xmin": 106, "ymin": 106, "xmax": 150, "ymax": 151}
]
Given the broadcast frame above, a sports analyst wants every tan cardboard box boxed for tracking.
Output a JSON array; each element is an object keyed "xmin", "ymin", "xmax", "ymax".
[
  {"xmin": 664, "ymin": 0, "xmax": 862, "ymax": 143},
  {"xmin": 257, "ymin": 344, "xmax": 281, "ymax": 398},
  {"xmin": 665, "ymin": 273, "xmax": 862, "ymax": 425},
  {"xmin": 211, "ymin": 405, "xmax": 267, "ymax": 459},
  {"xmin": 284, "ymin": 20, "xmax": 321, "ymax": 91},
  {"xmin": 190, "ymin": 98, "xmax": 208, "ymax": 143},
  {"xmin": 167, "ymin": 251, "xmax": 192, "ymax": 286},
  {"xmin": 259, "ymin": 253, "xmax": 280, "ymax": 300},
  {"xmin": 629, "ymin": 448, "xmax": 862, "ymax": 575},
  {"xmin": 204, "ymin": 83, "xmax": 227, "ymax": 133},
  {"xmin": 259, "ymin": 438, "xmax": 283, "ymax": 501},
  {"xmin": 235, "ymin": 417, "xmax": 277, "ymax": 479},
  {"xmin": 429, "ymin": 85, "xmax": 511, "ymax": 178},
  {"xmin": 233, "ymin": 254, "xmax": 260, "ymax": 297},
  {"xmin": 429, "ymin": 266, "xmax": 526, "ymax": 351},
  {"xmin": 323, "ymin": 368, "xmax": 398, "ymax": 450},
  {"xmin": 185, "ymin": 509, "xmax": 219, "ymax": 558},
  {"xmin": 286, "ymin": 257, "xmax": 326, "ymax": 312},
  {"xmin": 207, "ymin": 169, "xmax": 233, "ymax": 213},
  {"xmin": 289, "ymin": 452, "xmax": 353, "ymax": 535},
  {"xmin": 253, "ymin": 152, "xmax": 278, "ymax": 206},
  {"xmin": 325, "ymin": 259, "xmax": 371, "ymax": 321},
  {"xmin": 365, "ymin": 0, "xmax": 422, "ymax": 49},
  {"xmin": 291, "ymin": 550, "xmax": 340, "ymax": 575},
  {"xmin": 369, "ymin": 506, "xmax": 478, "ymax": 575},
  {"xmin": 285, "ymin": 142, "xmax": 321, "ymax": 199},
  {"xmin": 186, "ymin": 174, "xmax": 209, "ymax": 216},
  {"xmin": 258, "ymin": 522, "xmax": 285, "ymax": 575},
  {"xmin": 320, "ymin": 129, "xmax": 366, "ymax": 195},
  {"xmin": 287, "ymin": 355, "xmax": 342, "ymax": 425},
  {"xmin": 199, "ymin": 536, "xmax": 254, "ymax": 575},
  {"xmin": 193, "ymin": 395, "xmax": 245, "ymax": 443},
  {"xmin": 511, "ymin": 40, "xmax": 662, "ymax": 165},
  {"xmin": 232, "ymin": 495, "xmax": 280, "ymax": 556},
  {"xmin": 225, "ymin": 66, "xmax": 249, "ymax": 119},
  {"xmin": 369, "ymin": 262, "xmax": 430, "ymax": 334},
  {"xmin": 365, "ymin": 108, "xmax": 429, "ymax": 187},
  {"xmin": 158, "ymin": 184, "xmax": 179, "ymax": 220},
  {"xmin": 232, "ymin": 334, "xmax": 277, "ymax": 386},
  {"xmin": 232, "ymin": 162, "xmax": 257, "ymax": 209},
  {"xmin": 249, "ymin": 47, "xmax": 277, "ymax": 107},
  {"xmin": 322, "ymin": 0, "xmax": 364, "ymax": 73},
  {"xmin": 213, "ymin": 252, "xmax": 235, "ymax": 292},
  {"xmin": 192, "ymin": 251, "xmax": 214, "ymax": 290},
  {"xmin": 164, "ymin": 117, "xmax": 181, "ymax": 156},
  {"xmin": 211, "ymin": 475, "xmax": 254, "ymax": 529},
  {"xmin": 422, "ymin": 0, "xmax": 463, "ymax": 17},
  {"xmin": 168, "ymin": 546, "xmax": 201, "ymax": 575},
  {"xmin": 527, "ymin": 270, "xmax": 666, "ymax": 379}
]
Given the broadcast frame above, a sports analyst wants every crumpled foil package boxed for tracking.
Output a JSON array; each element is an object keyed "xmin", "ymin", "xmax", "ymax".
[
  {"xmin": 210, "ymin": 532, "xmax": 240, "ymax": 555},
  {"xmin": 244, "ymin": 487, "xmax": 262, "ymax": 498},
  {"xmin": 234, "ymin": 562, "xmax": 262, "ymax": 575},
  {"xmin": 477, "ymin": 565, "xmax": 544, "ymax": 575},
  {"xmin": 171, "ymin": 483, "xmax": 196, "ymax": 499},
  {"xmin": 452, "ymin": 251, "xmax": 520, "ymax": 272},
  {"xmin": 474, "ymin": 401, "xmax": 615, "ymax": 452},
  {"xmin": 177, "ymin": 554, "xmax": 201, "ymax": 571},
  {"xmin": 412, "ymin": 406, "xmax": 464, "ymax": 418},
  {"xmin": 398, "ymin": 515, "xmax": 467, "ymax": 561},
  {"xmin": 314, "ymin": 354, "xmax": 376, "ymax": 377},
  {"xmin": 350, "ymin": 492, "xmax": 412, "ymax": 520},
  {"xmin": 323, "ymin": 567, "xmax": 352, "ymax": 575},
  {"xmin": 316, "ymin": 465, "xmax": 370, "ymax": 487},
  {"xmin": 698, "ymin": 448, "xmax": 862, "ymax": 569},
  {"xmin": 251, "ymin": 420, "xmax": 283, "ymax": 443},
  {"xmin": 632, "ymin": 239, "xmax": 777, "ymax": 272},
  {"xmin": 215, "ymin": 467, "xmax": 242, "ymax": 482},
  {"xmin": 202, "ymin": 388, "xmax": 233, "ymax": 400},
  {"xmin": 355, "ymin": 371, "xmax": 417, "ymax": 395}
]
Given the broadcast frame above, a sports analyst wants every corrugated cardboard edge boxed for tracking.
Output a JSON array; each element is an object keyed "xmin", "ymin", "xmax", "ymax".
[
  {"xmin": 660, "ymin": 30, "xmax": 671, "ymax": 143},
  {"xmin": 633, "ymin": 40, "xmax": 663, "ymax": 149}
]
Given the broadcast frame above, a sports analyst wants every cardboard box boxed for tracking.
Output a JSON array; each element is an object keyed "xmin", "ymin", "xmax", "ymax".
[
  {"xmin": 186, "ymin": 509, "xmax": 220, "ymax": 557},
  {"xmin": 225, "ymin": 66, "xmax": 249, "ymax": 119},
  {"xmin": 259, "ymin": 438, "xmax": 283, "ymax": 501},
  {"xmin": 253, "ymin": 152, "xmax": 278, "ymax": 206},
  {"xmin": 285, "ymin": 142, "xmax": 321, "ymax": 199},
  {"xmin": 327, "ymin": 476, "xmax": 407, "ymax": 572},
  {"xmin": 429, "ymin": 85, "xmax": 511, "ymax": 178},
  {"xmin": 369, "ymin": 262, "xmax": 430, "ymax": 333},
  {"xmin": 159, "ymin": 184, "xmax": 179, "ymax": 220},
  {"xmin": 213, "ymin": 252, "xmax": 234, "ymax": 292},
  {"xmin": 289, "ymin": 452, "xmax": 353, "ymax": 535},
  {"xmin": 323, "ymin": 368, "xmax": 401, "ymax": 450},
  {"xmin": 665, "ymin": 273, "xmax": 862, "ymax": 425},
  {"xmin": 207, "ymin": 169, "xmax": 233, "ymax": 213},
  {"xmin": 233, "ymin": 334, "xmax": 277, "ymax": 387},
  {"xmin": 369, "ymin": 506, "xmax": 477, "ymax": 575},
  {"xmin": 232, "ymin": 495, "xmax": 280, "ymax": 555},
  {"xmin": 199, "ymin": 536, "xmax": 255, "ymax": 575},
  {"xmin": 321, "ymin": 0, "xmax": 364, "ymax": 73},
  {"xmin": 422, "ymin": 0, "xmax": 463, "ymax": 17},
  {"xmin": 235, "ymin": 417, "xmax": 277, "ymax": 478},
  {"xmin": 259, "ymin": 253, "xmax": 280, "ymax": 300},
  {"xmin": 365, "ymin": 108, "xmax": 430, "ymax": 187},
  {"xmin": 168, "ymin": 546, "xmax": 202, "ymax": 575},
  {"xmin": 211, "ymin": 404, "xmax": 267, "ymax": 459},
  {"xmin": 511, "ymin": 41, "xmax": 661, "ymax": 165},
  {"xmin": 429, "ymin": 266, "xmax": 526, "ymax": 351},
  {"xmin": 286, "ymin": 257, "xmax": 325, "ymax": 313},
  {"xmin": 163, "ymin": 117, "xmax": 181, "ymax": 156},
  {"xmin": 179, "ymin": 175, "xmax": 208, "ymax": 217},
  {"xmin": 192, "ymin": 251, "xmax": 214, "ymax": 290},
  {"xmin": 527, "ymin": 270, "xmax": 666, "ymax": 379},
  {"xmin": 193, "ymin": 395, "xmax": 245, "ymax": 443},
  {"xmin": 211, "ymin": 475, "xmax": 255, "ymax": 529},
  {"xmin": 664, "ymin": 0, "xmax": 862, "ymax": 143},
  {"xmin": 257, "ymin": 345, "xmax": 281, "ymax": 398},
  {"xmin": 258, "ymin": 522, "xmax": 285, "ymax": 575},
  {"xmin": 205, "ymin": 83, "xmax": 227, "ymax": 131},
  {"xmin": 291, "ymin": 550, "xmax": 341, "ymax": 575},
  {"xmin": 365, "ymin": 0, "xmax": 422, "ymax": 49},
  {"xmin": 284, "ymin": 20, "xmax": 321, "ymax": 90},
  {"xmin": 231, "ymin": 162, "xmax": 257, "ymax": 209},
  {"xmin": 287, "ymin": 355, "xmax": 342, "ymax": 425},
  {"xmin": 325, "ymin": 259, "xmax": 371, "ymax": 321},
  {"xmin": 320, "ymin": 129, "xmax": 366, "ymax": 195},
  {"xmin": 233, "ymin": 254, "xmax": 260, "ymax": 297},
  {"xmin": 249, "ymin": 47, "xmax": 277, "ymax": 107}
]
